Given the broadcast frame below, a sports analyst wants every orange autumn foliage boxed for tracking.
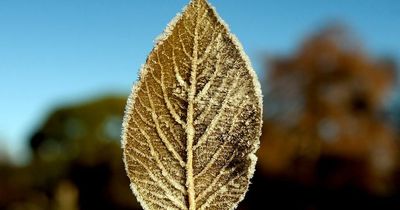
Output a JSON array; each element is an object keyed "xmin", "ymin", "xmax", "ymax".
[{"xmin": 258, "ymin": 25, "xmax": 398, "ymax": 194}]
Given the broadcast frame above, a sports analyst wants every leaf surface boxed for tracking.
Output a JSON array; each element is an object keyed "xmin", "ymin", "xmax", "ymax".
[{"xmin": 122, "ymin": 0, "xmax": 262, "ymax": 209}]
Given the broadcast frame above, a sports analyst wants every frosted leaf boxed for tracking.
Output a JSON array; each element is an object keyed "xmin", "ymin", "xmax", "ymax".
[{"xmin": 121, "ymin": 0, "xmax": 263, "ymax": 209}]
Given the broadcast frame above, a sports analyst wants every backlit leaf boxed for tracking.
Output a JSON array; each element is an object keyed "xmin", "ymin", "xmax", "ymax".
[{"xmin": 122, "ymin": 0, "xmax": 262, "ymax": 209}]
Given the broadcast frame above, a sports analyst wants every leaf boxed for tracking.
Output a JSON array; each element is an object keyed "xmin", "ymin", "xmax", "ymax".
[{"xmin": 121, "ymin": 0, "xmax": 263, "ymax": 209}]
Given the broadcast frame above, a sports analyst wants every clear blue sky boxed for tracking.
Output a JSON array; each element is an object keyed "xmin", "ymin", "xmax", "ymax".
[{"xmin": 0, "ymin": 0, "xmax": 399, "ymax": 163}]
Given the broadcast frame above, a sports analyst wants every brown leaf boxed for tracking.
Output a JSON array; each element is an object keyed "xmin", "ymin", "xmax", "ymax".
[{"xmin": 122, "ymin": 0, "xmax": 262, "ymax": 209}]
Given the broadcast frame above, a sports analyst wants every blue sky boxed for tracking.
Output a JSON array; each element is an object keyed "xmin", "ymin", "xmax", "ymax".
[{"xmin": 0, "ymin": 0, "xmax": 399, "ymax": 163}]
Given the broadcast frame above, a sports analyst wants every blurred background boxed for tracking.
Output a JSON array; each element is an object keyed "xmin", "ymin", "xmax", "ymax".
[{"xmin": 1, "ymin": 0, "xmax": 399, "ymax": 209}]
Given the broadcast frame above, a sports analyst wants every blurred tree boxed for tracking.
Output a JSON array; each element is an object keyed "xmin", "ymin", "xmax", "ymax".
[
  {"xmin": 0, "ymin": 140, "xmax": 10, "ymax": 163},
  {"xmin": 258, "ymin": 24, "xmax": 399, "ymax": 195},
  {"xmin": 0, "ymin": 96, "xmax": 141, "ymax": 210},
  {"xmin": 389, "ymin": 93, "xmax": 400, "ymax": 128}
]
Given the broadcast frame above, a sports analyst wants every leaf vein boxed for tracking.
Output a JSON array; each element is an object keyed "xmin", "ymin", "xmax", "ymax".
[
  {"xmin": 195, "ymin": 152, "xmax": 237, "ymax": 202},
  {"xmin": 156, "ymin": 51, "xmax": 187, "ymax": 128},
  {"xmin": 145, "ymin": 81, "xmax": 186, "ymax": 167},
  {"xmin": 194, "ymin": 99, "xmax": 248, "ymax": 179},
  {"xmin": 193, "ymin": 72, "xmax": 244, "ymax": 150},
  {"xmin": 131, "ymin": 119, "xmax": 187, "ymax": 196}
]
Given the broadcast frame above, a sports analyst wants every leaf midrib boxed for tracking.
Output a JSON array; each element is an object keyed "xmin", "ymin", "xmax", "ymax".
[{"xmin": 185, "ymin": 1, "xmax": 201, "ymax": 210}]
